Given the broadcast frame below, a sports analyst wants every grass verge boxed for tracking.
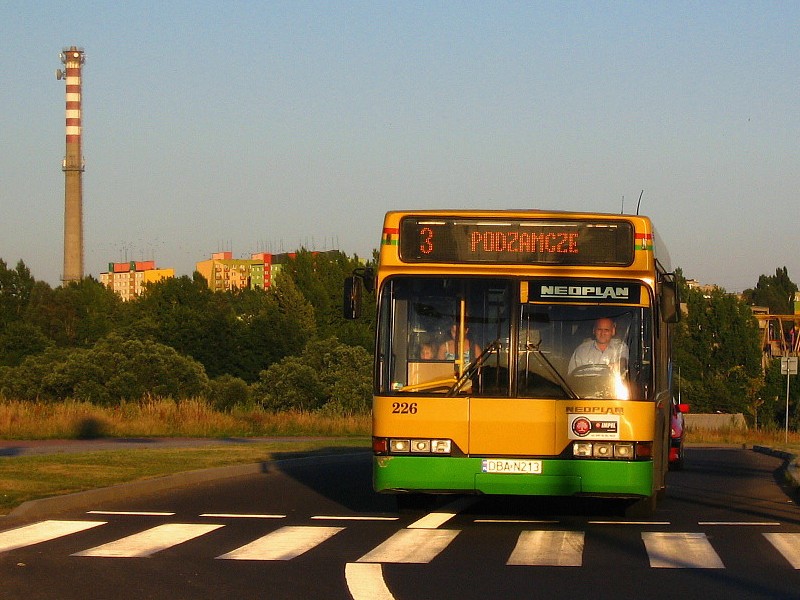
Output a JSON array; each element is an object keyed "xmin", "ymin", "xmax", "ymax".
[{"xmin": 0, "ymin": 438, "xmax": 368, "ymax": 516}]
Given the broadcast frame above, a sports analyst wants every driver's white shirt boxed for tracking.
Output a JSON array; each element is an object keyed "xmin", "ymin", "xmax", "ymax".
[{"xmin": 568, "ymin": 338, "xmax": 629, "ymax": 374}]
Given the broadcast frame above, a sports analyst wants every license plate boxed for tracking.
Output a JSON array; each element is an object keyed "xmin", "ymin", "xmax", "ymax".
[{"xmin": 481, "ymin": 459, "xmax": 542, "ymax": 474}]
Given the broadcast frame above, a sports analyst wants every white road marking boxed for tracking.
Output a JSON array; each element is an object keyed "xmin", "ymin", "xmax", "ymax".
[
  {"xmin": 642, "ymin": 532, "xmax": 725, "ymax": 568},
  {"xmin": 407, "ymin": 496, "xmax": 477, "ymax": 529},
  {"xmin": 699, "ymin": 522, "xmax": 780, "ymax": 526},
  {"xmin": 763, "ymin": 533, "xmax": 800, "ymax": 569},
  {"xmin": 0, "ymin": 520, "xmax": 106, "ymax": 553},
  {"xmin": 311, "ymin": 515, "xmax": 399, "ymax": 521},
  {"xmin": 217, "ymin": 526, "xmax": 344, "ymax": 561},
  {"xmin": 345, "ymin": 562, "xmax": 396, "ymax": 600},
  {"xmin": 356, "ymin": 528, "xmax": 460, "ymax": 563},
  {"xmin": 507, "ymin": 530, "xmax": 584, "ymax": 566},
  {"xmin": 200, "ymin": 513, "xmax": 286, "ymax": 519},
  {"xmin": 475, "ymin": 519, "xmax": 559, "ymax": 524},
  {"xmin": 87, "ymin": 511, "xmax": 174, "ymax": 517},
  {"xmin": 73, "ymin": 523, "xmax": 223, "ymax": 557},
  {"xmin": 589, "ymin": 520, "xmax": 670, "ymax": 526}
]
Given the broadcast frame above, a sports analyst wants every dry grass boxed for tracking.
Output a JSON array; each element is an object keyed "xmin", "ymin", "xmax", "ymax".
[
  {"xmin": 1, "ymin": 398, "xmax": 797, "ymax": 451},
  {"xmin": 0, "ymin": 398, "xmax": 370, "ymax": 440},
  {"xmin": 687, "ymin": 425, "xmax": 800, "ymax": 452}
]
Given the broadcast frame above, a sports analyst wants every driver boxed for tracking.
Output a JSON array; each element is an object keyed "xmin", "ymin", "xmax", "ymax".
[{"xmin": 568, "ymin": 317, "xmax": 629, "ymax": 374}]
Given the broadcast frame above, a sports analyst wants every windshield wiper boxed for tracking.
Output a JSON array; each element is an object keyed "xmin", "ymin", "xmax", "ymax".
[
  {"xmin": 446, "ymin": 339, "xmax": 501, "ymax": 397},
  {"xmin": 526, "ymin": 343, "xmax": 579, "ymax": 399}
]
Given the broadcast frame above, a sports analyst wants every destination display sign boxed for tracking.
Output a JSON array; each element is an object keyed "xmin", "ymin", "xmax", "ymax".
[{"xmin": 398, "ymin": 217, "xmax": 634, "ymax": 266}]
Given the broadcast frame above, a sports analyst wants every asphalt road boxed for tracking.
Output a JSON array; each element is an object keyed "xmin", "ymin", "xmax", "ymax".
[{"xmin": 1, "ymin": 447, "xmax": 799, "ymax": 600}]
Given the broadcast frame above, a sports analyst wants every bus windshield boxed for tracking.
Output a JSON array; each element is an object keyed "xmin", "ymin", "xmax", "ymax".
[{"xmin": 377, "ymin": 277, "xmax": 652, "ymax": 400}]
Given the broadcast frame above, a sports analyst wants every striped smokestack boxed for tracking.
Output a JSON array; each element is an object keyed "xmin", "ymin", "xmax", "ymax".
[{"xmin": 57, "ymin": 46, "xmax": 86, "ymax": 284}]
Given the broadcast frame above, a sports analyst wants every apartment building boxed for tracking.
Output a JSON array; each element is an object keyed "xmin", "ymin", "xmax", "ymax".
[
  {"xmin": 99, "ymin": 261, "xmax": 175, "ymax": 301},
  {"xmin": 195, "ymin": 252, "xmax": 267, "ymax": 292}
]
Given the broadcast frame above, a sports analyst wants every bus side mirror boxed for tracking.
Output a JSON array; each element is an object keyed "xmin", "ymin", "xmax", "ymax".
[
  {"xmin": 343, "ymin": 275, "xmax": 362, "ymax": 320},
  {"xmin": 660, "ymin": 275, "xmax": 680, "ymax": 323}
]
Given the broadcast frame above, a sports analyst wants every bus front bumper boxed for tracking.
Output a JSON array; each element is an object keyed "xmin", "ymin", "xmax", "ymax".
[{"xmin": 374, "ymin": 455, "xmax": 653, "ymax": 497}]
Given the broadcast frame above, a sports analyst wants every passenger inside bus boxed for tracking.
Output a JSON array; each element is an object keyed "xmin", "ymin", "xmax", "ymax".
[
  {"xmin": 437, "ymin": 322, "xmax": 481, "ymax": 363},
  {"xmin": 418, "ymin": 343, "xmax": 435, "ymax": 360}
]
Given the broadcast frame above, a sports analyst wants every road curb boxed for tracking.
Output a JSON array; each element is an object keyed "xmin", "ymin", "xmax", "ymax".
[
  {"xmin": 752, "ymin": 445, "xmax": 800, "ymax": 492},
  {"xmin": 2, "ymin": 450, "xmax": 369, "ymax": 525}
]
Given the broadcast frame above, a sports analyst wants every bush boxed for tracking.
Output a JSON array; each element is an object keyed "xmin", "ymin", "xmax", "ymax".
[
  {"xmin": 252, "ymin": 338, "xmax": 372, "ymax": 415},
  {"xmin": 208, "ymin": 375, "xmax": 251, "ymax": 412},
  {"xmin": 0, "ymin": 334, "xmax": 209, "ymax": 404},
  {"xmin": 253, "ymin": 358, "xmax": 326, "ymax": 412}
]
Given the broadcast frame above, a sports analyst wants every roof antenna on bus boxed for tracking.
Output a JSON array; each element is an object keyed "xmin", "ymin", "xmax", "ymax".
[
  {"xmin": 636, "ymin": 190, "xmax": 644, "ymax": 215},
  {"xmin": 620, "ymin": 195, "xmax": 624, "ymax": 214}
]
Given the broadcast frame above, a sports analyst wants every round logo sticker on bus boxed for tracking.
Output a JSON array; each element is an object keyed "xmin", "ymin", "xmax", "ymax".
[{"xmin": 572, "ymin": 416, "xmax": 592, "ymax": 437}]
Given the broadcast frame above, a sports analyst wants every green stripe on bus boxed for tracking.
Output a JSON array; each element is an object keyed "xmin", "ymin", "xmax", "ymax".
[{"xmin": 374, "ymin": 456, "xmax": 653, "ymax": 497}]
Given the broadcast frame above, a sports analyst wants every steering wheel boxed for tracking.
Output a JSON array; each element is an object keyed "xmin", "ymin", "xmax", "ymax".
[{"xmin": 570, "ymin": 364, "xmax": 611, "ymax": 378}]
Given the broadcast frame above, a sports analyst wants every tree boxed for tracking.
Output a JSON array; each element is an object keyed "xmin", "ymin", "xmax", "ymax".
[
  {"xmin": 278, "ymin": 249, "xmax": 375, "ymax": 348},
  {"xmin": 0, "ymin": 321, "xmax": 53, "ymax": 367},
  {"xmin": 674, "ymin": 279, "xmax": 763, "ymax": 415},
  {"xmin": 742, "ymin": 267, "xmax": 797, "ymax": 315},
  {"xmin": 25, "ymin": 278, "xmax": 121, "ymax": 347},
  {"xmin": 760, "ymin": 358, "xmax": 800, "ymax": 430},
  {"xmin": 0, "ymin": 259, "xmax": 36, "ymax": 329},
  {"xmin": 123, "ymin": 275, "xmax": 238, "ymax": 378}
]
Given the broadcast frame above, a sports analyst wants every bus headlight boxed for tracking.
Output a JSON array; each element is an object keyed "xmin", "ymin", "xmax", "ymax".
[
  {"xmin": 614, "ymin": 443, "xmax": 634, "ymax": 459},
  {"xmin": 379, "ymin": 438, "xmax": 452, "ymax": 455},
  {"xmin": 390, "ymin": 439, "xmax": 411, "ymax": 453},
  {"xmin": 572, "ymin": 441, "xmax": 646, "ymax": 460},
  {"xmin": 410, "ymin": 439, "xmax": 431, "ymax": 453}
]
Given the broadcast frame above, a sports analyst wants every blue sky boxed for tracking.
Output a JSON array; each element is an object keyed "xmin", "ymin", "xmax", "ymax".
[{"xmin": 2, "ymin": 1, "xmax": 798, "ymax": 292}]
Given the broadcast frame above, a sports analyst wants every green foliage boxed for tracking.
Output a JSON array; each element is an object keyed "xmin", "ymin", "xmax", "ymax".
[
  {"xmin": 0, "ymin": 252, "xmax": 376, "ymax": 413},
  {"xmin": 25, "ymin": 278, "xmax": 122, "ymax": 347},
  {"xmin": 254, "ymin": 357, "xmax": 326, "ymax": 412},
  {"xmin": 742, "ymin": 267, "xmax": 798, "ymax": 315},
  {"xmin": 760, "ymin": 360, "xmax": 800, "ymax": 430},
  {"xmin": 675, "ymin": 281, "xmax": 763, "ymax": 414},
  {"xmin": 123, "ymin": 274, "xmax": 316, "ymax": 382},
  {"xmin": 208, "ymin": 374, "xmax": 251, "ymax": 412},
  {"xmin": 253, "ymin": 337, "xmax": 372, "ymax": 415},
  {"xmin": 0, "ymin": 259, "xmax": 35, "ymax": 328},
  {"xmin": 278, "ymin": 249, "xmax": 375, "ymax": 349},
  {"xmin": 0, "ymin": 335, "xmax": 209, "ymax": 404},
  {"xmin": 0, "ymin": 321, "xmax": 53, "ymax": 367}
]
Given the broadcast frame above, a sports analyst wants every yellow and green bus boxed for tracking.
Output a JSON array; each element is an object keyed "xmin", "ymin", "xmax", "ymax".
[{"xmin": 345, "ymin": 210, "xmax": 679, "ymax": 512}]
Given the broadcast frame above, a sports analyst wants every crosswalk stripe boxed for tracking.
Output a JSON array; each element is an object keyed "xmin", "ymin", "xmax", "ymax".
[
  {"xmin": 0, "ymin": 520, "xmax": 106, "ymax": 554},
  {"xmin": 217, "ymin": 526, "xmax": 344, "ymax": 561},
  {"xmin": 642, "ymin": 532, "xmax": 724, "ymax": 568},
  {"xmin": 507, "ymin": 530, "xmax": 584, "ymax": 566},
  {"xmin": 72, "ymin": 523, "xmax": 224, "ymax": 558},
  {"xmin": 407, "ymin": 497, "xmax": 477, "ymax": 529},
  {"xmin": 6, "ymin": 518, "xmax": 796, "ymax": 570},
  {"xmin": 763, "ymin": 533, "xmax": 800, "ymax": 569},
  {"xmin": 357, "ymin": 528, "xmax": 460, "ymax": 564}
]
